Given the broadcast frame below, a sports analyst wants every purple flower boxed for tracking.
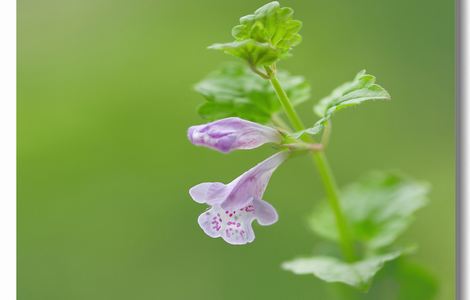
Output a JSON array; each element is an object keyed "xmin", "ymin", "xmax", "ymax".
[
  {"xmin": 189, "ymin": 151, "xmax": 288, "ymax": 245},
  {"xmin": 187, "ymin": 117, "xmax": 282, "ymax": 153}
]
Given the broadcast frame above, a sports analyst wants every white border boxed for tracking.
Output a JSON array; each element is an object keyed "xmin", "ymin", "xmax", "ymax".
[
  {"xmin": 0, "ymin": 0, "xmax": 16, "ymax": 299},
  {"xmin": 1, "ymin": 1, "xmax": 463, "ymax": 299}
]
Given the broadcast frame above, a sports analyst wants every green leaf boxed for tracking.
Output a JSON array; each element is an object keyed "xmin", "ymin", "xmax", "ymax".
[
  {"xmin": 313, "ymin": 70, "xmax": 390, "ymax": 117},
  {"xmin": 293, "ymin": 70, "xmax": 390, "ymax": 137},
  {"xmin": 366, "ymin": 260, "xmax": 438, "ymax": 300},
  {"xmin": 208, "ymin": 40, "xmax": 282, "ymax": 67},
  {"xmin": 394, "ymin": 261, "xmax": 438, "ymax": 300},
  {"xmin": 195, "ymin": 62, "xmax": 310, "ymax": 123},
  {"xmin": 209, "ymin": 1, "xmax": 302, "ymax": 66},
  {"xmin": 309, "ymin": 171, "xmax": 430, "ymax": 250},
  {"xmin": 282, "ymin": 249, "xmax": 407, "ymax": 291}
]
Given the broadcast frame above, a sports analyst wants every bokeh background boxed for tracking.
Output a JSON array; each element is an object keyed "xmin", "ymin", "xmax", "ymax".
[{"xmin": 18, "ymin": 0, "xmax": 455, "ymax": 299}]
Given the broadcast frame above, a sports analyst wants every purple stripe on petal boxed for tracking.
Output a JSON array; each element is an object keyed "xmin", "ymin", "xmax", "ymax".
[{"xmin": 221, "ymin": 151, "xmax": 288, "ymax": 210}]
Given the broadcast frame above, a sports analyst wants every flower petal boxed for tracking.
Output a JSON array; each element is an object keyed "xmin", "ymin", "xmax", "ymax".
[
  {"xmin": 252, "ymin": 198, "xmax": 279, "ymax": 225},
  {"xmin": 221, "ymin": 151, "xmax": 288, "ymax": 210},
  {"xmin": 197, "ymin": 197, "xmax": 280, "ymax": 245},
  {"xmin": 197, "ymin": 207, "xmax": 224, "ymax": 238},
  {"xmin": 198, "ymin": 204, "xmax": 256, "ymax": 245},
  {"xmin": 188, "ymin": 117, "xmax": 281, "ymax": 153},
  {"xmin": 189, "ymin": 182, "xmax": 228, "ymax": 205}
]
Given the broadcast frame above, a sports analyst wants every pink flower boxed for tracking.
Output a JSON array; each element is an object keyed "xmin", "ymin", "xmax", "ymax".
[{"xmin": 189, "ymin": 151, "xmax": 288, "ymax": 245}]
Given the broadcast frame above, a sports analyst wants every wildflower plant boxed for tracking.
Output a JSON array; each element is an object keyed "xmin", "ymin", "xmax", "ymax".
[{"xmin": 187, "ymin": 1, "xmax": 436, "ymax": 297}]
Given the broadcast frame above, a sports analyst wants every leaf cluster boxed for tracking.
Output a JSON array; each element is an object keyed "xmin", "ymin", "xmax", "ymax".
[
  {"xmin": 282, "ymin": 171, "xmax": 434, "ymax": 295},
  {"xmin": 209, "ymin": 1, "xmax": 302, "ymax": 67},
  {"xmin": 310, "ymin": 172, "xmax": 429, "ymax": 250},
  {"xmin": 195, "ymin": 62, "xmax": 310, "ymax": 123}
]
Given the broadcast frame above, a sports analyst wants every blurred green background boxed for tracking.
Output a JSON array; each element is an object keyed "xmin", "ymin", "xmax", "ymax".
[{"xmin": 18, "ymin": 0, "xmax": 455, "ymax": 299}]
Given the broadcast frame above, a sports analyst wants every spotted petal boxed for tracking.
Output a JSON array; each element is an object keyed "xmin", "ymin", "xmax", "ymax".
[
  {"xmin": 197, "ymin": 198, "xmax": 278, "ymax": 245},
  {"xmin": 187, "ymin": 117, "xmax": 281, "ymax": 153}
]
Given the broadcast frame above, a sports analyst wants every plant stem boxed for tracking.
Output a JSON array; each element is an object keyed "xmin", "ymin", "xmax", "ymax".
[
  {"xmin": 321, "ymin": 121, "xmax": 332, "ymax": 148},
  {"xmin": 269, "ymin": 74, "xmax": 305, "ymax": 132},
  {"xmin": 272, "ymin": 114, "xmax": 292, "ymax": 131},
  {"xmin": 311, "ymin": 151, "xmax": 355, "ymax": 262},
  {"xmin": 269, "ymin": 72, "xmax": 356, "ymax": 262}
]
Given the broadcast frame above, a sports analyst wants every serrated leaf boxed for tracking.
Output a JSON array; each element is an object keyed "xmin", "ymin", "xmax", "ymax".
[
  {"xmin": 313, "ymin": 70, "xmax": 390, "ymax": 117},
  {"xmin": 209, "ymin": 40, "xmax": 282, "ymax": 67},
  {"xmin": 294, "ymin": 70, "xmax": 390, "ymax": 137},
  {"xmin": 210, "ymin": 1, "xmax": 302, "ymax": 66},
  {"xmin": 309, "ymin": 171, "xmax": 430, "ymax": 250},
  {"xmin": 282, "ymin": 249, "xmax": 406, "ymax": 291},
  {"xmin": 195, "ymin": 62, "xmax": 310, "ymax": 123}
]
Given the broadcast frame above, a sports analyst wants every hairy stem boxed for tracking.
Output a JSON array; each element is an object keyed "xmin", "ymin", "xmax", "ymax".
[{"xmin": 269, "ymin": 71, "xmax": 356, "ymax": 262}]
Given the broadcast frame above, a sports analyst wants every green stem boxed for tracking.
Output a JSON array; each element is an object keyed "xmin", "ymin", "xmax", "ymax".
[
  {"xmin": 269, "ymin": 71, "xmax": 356, "ymax": 262},
  {"xmin": 321, "ymin": 121, "xmax": 332, "ymax": 148},
  {"xmin": 312, "ymin": 151, "xmax": 355, "ymax": 262},
  {"xmin": 271, "ymin": 114, "xmax": 292, "ymax": 132},
  {"xmin": 269, "ymin": 74, "xmax": 305, "ymax": 132}
]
